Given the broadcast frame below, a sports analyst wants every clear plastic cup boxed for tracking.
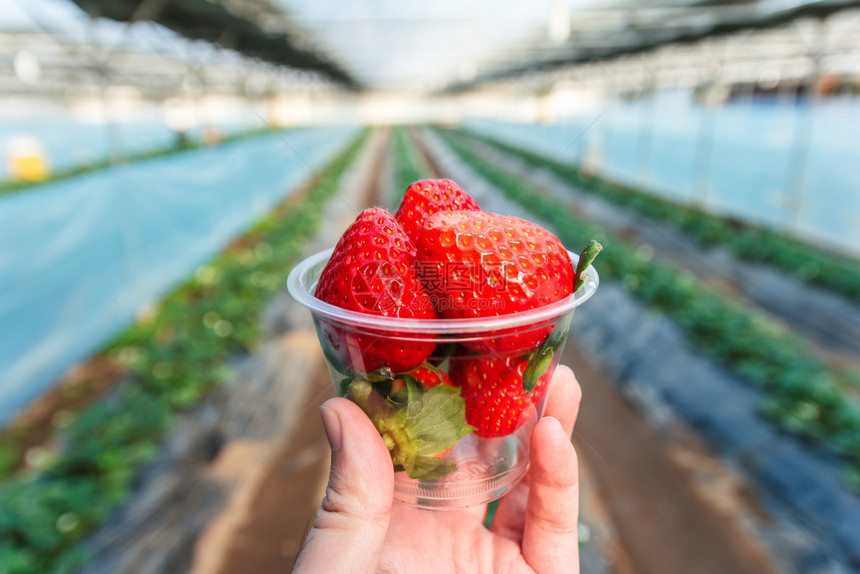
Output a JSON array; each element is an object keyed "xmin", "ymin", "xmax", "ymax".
[{"xmin": 288, "ymin": 248, "xmax": 598, "ymax": 509}]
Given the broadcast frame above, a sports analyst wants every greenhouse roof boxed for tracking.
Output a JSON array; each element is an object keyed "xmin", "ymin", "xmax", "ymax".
[
  {"xmin": 64, "ymin": 0, "xmax": 860, "ymax": 91},
  {"xmin": 69, "ymin": 0, "xmax": 358, "ymax": 87},
  {"xmin": 2, "ymin": 0, "xmax": 859, "ymax": 94}
]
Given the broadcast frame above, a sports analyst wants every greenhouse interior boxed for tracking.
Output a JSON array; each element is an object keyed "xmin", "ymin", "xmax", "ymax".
[{"xmin": 1, "ymin": 0, "xmax": 860, "ymax": 572}]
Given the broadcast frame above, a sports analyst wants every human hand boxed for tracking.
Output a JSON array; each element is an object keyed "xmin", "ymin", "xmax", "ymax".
[{"xmin": 293, "ymin": 365, "xmax": 582, "ymax": 574}]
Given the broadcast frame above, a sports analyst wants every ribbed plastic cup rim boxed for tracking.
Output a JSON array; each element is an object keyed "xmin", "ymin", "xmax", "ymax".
[{"xmin": 287, "ymin": 247, "xmax": 599, "ymax": 335}]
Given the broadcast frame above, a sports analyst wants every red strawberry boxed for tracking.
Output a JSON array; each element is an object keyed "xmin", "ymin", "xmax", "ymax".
[
  {"xmin": 415, "ymin": 210, "xmax": 574, "ymax": 354},
  {"xmin": 391, "ymin": 363, "xmax": 456, "ymax": 394},
  {"xmin": 395, "ymin": 178, "xmax": 480, "ymax": 244},
  {"xmin": 314, "ymin": 208, "xmax": 437, "ymax": 373},
  {"xmin": 451, "ymin": 355, "xmax": 551, "ymax": 438}
]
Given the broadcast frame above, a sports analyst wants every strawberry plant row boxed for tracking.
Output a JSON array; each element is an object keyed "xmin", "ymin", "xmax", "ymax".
[
  {"xmin": 459, "ymin": 128, "xmax": 860, "ymax": 301},
  {"xmin": 433, "ymin": 128, "xmax": 860, "ymax": 486},
  {"xmin": 0, "ymin": 130, "xmax": 370, "ymax": 574},
  {"xmin": 392, "ymin": 127, "xmax": 428, "ymax": 194}
]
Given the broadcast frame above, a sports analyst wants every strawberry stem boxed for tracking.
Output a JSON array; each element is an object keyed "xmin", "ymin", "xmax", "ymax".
[
  {"xmin": 522, "ymin": 346, "xmax": 554, "ymax": 393},
  {"xmin": 574, "ymin": 240, "xmax": 603, "ymax": 292},
  {"xmin": 522, "ymin": 328, "xmax": 566, "ymax": 392}
]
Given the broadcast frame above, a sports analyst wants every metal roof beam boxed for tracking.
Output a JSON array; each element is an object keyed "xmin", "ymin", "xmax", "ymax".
[
  {"xmin": 450, "ymin": 0, "xmax": 860, "ymax": 92},
  {"xmin": 69, "ymin": 0, "xmax": 360, "ymax": 88}
]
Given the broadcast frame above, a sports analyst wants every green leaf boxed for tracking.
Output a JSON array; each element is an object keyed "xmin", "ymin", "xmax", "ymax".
[
  {"xmin": 404, "ymin": 456, "xmax": 458, "ymax": 480},
  {"xmin": 366, "ymin": 367, "xmax": 394, "ymax": 384},
  {"xmin": 405, "ymin": 385, "xmax": 474, "ymax": 455},
  {"xmin": 337, "ymin": 377, "xmax": 352, "ymax": 398},
  {"xmin": 319, "ymin": 337, "xmax": 352, "ymax": 376},
  {"xmin": 347, "ymin": 379, "xmax": 390, "ymax": 422},
  {"xmin": 345, "ymin": 379, "xmax": 474, "ymax": 479},
  {"xmin": 404, "ymin": 377, "xmax": 424, "ymax": 418},
  {"xmin": 427, "ymin": 343, "xmax": 458, "ymax": 366}
]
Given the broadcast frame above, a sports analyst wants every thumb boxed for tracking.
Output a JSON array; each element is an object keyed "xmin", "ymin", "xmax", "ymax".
[
  {"xmin": 522, "ymin": 416, "xmax": 580, "ymax": 574},
  {"xmin": 293, "ymin": 397, "xmax": 394, "ymax": 574}
]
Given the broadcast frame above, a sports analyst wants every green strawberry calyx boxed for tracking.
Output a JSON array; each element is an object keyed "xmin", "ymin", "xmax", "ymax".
[
  {"xmin": 522, "ymin": 240, "xmax": 603, "ymax": 392},
  {"xmin": 344, "ymin": 368, "xmax": 474, "ymax": 479}
]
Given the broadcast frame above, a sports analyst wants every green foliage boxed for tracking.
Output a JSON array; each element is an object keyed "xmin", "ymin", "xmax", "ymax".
[
  {"xmin": 391, "ymin": 126, "xmax": 432, "ymax": 195},
  {"xmin": 436, "ymin": 128, "xmax": 860, "ymax": 486},
  {"xmin": 463, "ymin": 129, "xmax": 860, "ymax": 300},
  {"xmin": 0, "ymin": 129, "xmax": 370, "ymax": 574},
  {"xmin": 0, "ymin": 447, "xmax": 16, "ymax": 482}
]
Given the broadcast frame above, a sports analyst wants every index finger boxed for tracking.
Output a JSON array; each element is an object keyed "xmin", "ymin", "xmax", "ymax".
[
  {"xmin": 544, "ymin": 364, "xmax": 582, "ymax": 435},
  {"xmin": 521, "ymin": 415, "xmax": 580, "ymax": 574},
  {"xmin": 489, "ymin": 364, "xmax": 581, "ymax": 540}
]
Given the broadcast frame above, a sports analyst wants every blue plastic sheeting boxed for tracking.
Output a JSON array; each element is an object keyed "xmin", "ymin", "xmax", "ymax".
[
  {"xmin": 465, "ymin": 92, "xmax": 860, "ymax": 257},
  {"xmin": 0, "ymin": 112, "xmax": 259, "ymax": 180},
  {"xmin": 0, "ymin": 125, "xmax": 358, "ymax": 424}
]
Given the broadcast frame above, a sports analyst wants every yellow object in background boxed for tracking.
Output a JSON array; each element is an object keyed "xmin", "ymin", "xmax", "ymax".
[{"xmin": 6, "ymin": 134, "xmax": 51, "ymax": 182}]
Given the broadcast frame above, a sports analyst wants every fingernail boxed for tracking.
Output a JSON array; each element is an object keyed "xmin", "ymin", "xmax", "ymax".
[
  {"xmin": 320, "ymin": 405, "xmax": 343, "ymax": 452},
  {"xmin": 541, "ymin": 416, "xmax": 568, "ymax": 441},
  {"xmin": 543, "ymin": 415, "xmax": 563, "ymax": 431}
]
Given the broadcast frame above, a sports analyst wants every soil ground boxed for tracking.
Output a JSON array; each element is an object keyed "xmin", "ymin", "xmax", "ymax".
[
  {"xmin": 413, "ymin": 131, "xmax": 783, "ymax": 573},
  {"xmin": 189, "ymin": 129, "xmax": 388, "ymax": 574},
  {"xmin": 187, "ymin": 128, "xmax": 785, "ymax": 574},
  {"xmin": 564, "ymin": 343, "xmax": 778, "ymax": 574},
  {"xmin": 191, "ymin": 340, "xmax": 782, "ymax": 574}
]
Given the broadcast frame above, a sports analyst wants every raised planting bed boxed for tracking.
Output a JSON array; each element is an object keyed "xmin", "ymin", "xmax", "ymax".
[
  {"xmin": 420, "ymin": 127, "xmax": 860, "ymax": 569},
  {"xmin": 432, "ymin": 127, "xmax": 860, "ymax": 490},
  {"xmin": 0, "ymin": 130, "xmax": 369, "ymax": 574}
]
